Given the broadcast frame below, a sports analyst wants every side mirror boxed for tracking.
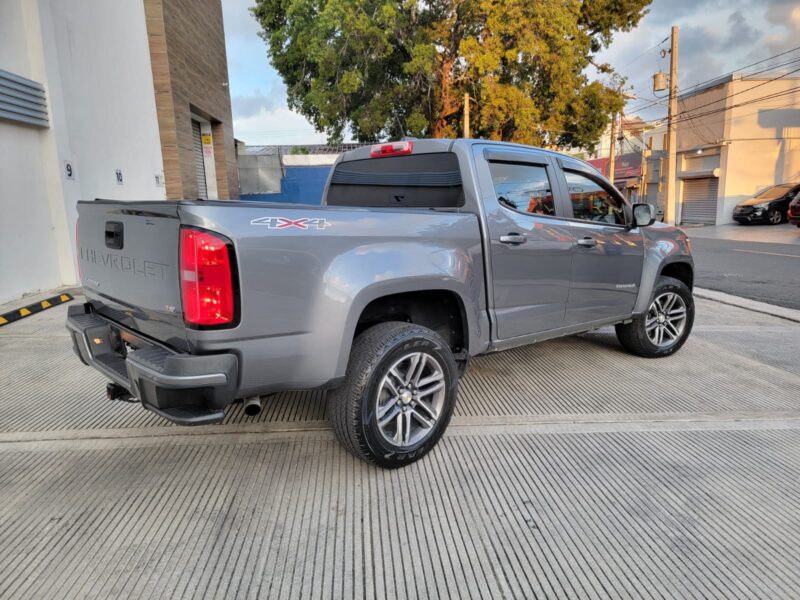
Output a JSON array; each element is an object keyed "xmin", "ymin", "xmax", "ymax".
[{"xmin": 631, "ymin": 203, "xmax": 656, "ymax": 228}]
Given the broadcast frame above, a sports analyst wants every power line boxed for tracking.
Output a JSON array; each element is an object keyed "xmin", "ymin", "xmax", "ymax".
[
  {"xmin": 740, "ymin": 56, "xmax": 800, "ymax": 79},
  {"xmin": 623, "ymin": 46, "xmax": 800, "ymax": 118},
  {"xmin": 625, "ymin": 96, "xmax": 667, "ymax": 114},
  {"xmin": 679, "ymin": 44, "xmax": 800, "ymax": 95},
  {"xmin": 664, "ymin": 83, "xmax": 800, "ymax": 128},
  {"xmin": 625, "ymin": 66, "xmax": 800, "ymax": 121},
  {"xmin": 614, "ymin": 36, "xmax": 670, "ymax": 73},
  {"xmin": 678, "ymin": 65, "xmax": 800, "ymax": 118},
  {"xmin": 618, "ymin": 85, "xmax": 800, "ymax": 149}
]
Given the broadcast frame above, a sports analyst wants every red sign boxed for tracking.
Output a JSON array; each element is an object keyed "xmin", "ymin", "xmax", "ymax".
[{"xmin": 588, "ymin": 154, "xmax": 641, "ymax": 180}]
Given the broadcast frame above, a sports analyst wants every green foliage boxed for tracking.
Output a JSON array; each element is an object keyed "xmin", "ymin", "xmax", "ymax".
[{"xmin": 252, "ymin": 0, "xmax": 650, "ymax": 149}]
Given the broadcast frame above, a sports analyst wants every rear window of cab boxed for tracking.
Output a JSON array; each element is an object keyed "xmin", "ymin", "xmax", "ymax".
[{"xmin": 326, "ymin": 152, "xmax": 464, "ymax": 208}]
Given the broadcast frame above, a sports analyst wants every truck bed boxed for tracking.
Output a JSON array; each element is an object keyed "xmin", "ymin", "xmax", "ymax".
[{"xmin": 76, "ymin": 199, "xmax": 485, "ymax": 396}]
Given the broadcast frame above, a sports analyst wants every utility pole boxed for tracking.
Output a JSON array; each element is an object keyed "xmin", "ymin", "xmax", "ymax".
[
  {"xmin": 608, "ymin": 89, "xmax": 636, "ymax": 185},
  {"xmin": 664, "ymin": 26, "xmax": 679, "ymax": 225},
  {"xmin": 640, "ymin": 144, "xmax": 649, "ymax": 203},
  {"xmin": 608, "ymin": 110, "xmax": 618, "ymax": 185},
  {"xmin": 463, "ymin": 93, "xmax": 470, "ymax": 138}
]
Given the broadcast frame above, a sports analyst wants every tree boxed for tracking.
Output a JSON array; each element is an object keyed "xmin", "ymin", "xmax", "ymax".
[{"xmin": 252, "ymin": 0, "xmax": 650, "ymax": 150}]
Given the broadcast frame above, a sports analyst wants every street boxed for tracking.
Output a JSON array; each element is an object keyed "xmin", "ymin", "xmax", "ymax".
[
  {"xmin": 2, "ymin": 296, "xmax": 800, "ymax": 599},
  {"xmin": 687, "ymin": 224, "xmax": 800, "ymax": 310}
]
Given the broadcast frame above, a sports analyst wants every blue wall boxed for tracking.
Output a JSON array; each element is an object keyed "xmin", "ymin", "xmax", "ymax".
[{"xmin": 242, "ymin": 165, "xmax": 332, "ymax": 205}]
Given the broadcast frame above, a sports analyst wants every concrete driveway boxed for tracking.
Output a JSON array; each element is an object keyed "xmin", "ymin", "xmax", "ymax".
[{"xmin": 1, "ymin": 296, "xmax": 799, "ymax": 599}]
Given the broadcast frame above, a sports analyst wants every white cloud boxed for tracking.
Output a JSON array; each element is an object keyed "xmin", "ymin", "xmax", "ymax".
[
  {"xmin": 232, "ymin": 86, "xmax": 283, "ymax": 119},
  {"xmin": 233, "ymin": 106, "xmax": 328, "ymax": 145},
  {"xmin": 595, "ymin": 0, "xmax": 800, "ymax": 122}
]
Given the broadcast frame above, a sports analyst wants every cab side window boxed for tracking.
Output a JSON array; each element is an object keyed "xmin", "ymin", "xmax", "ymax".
[
  {"xmin": 565, "ymin": 170, "xmax": 625, "ymax": 225},
  {"xmin": 488, "ymin": 162, "xmax": 556, "ymax": 217}
]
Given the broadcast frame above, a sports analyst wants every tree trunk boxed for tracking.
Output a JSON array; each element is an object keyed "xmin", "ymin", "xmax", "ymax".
[{"xmin": 432, "ymin": 57, "xmax": 458, "ymax": 138}]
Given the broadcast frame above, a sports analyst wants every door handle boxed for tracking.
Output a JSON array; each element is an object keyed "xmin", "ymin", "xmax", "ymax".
[
  {"xmin": 499, "ymin": 233, "xmax": 527, "ymax": 245},
  {"xmin": 576, "ymin": 236, "xmax": 597, "ymax": 248}
]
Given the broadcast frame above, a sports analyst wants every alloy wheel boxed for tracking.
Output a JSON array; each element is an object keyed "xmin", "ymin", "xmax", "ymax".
[
  {"xmin": 769, "ymin": 210, "xmax": 782, "ymax": 224},
  {"xmin": 375, "ymin": 352, "xmax": 446, "ymax": 447},
  {"xmin": 645, "ymin": 292, "xmax": 688, "ymax": 348}
]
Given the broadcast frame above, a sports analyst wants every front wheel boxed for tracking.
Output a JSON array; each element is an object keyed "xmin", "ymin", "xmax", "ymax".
[
  {"xmin": 327, "ymin": 322, "xmax": 459, "ymax": 468},
  {"xmin": 767, "ymin": 208, "xmax": 783, "ymax": 225},
  {"xmin": 615, "ymin": 276, "xmax": 695, "ymax": 358}
]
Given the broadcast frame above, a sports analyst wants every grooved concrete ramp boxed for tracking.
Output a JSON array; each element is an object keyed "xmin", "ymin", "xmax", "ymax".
[
  {"xmin": 1, "ymin": 299, "xmax": 799, "ymax": 434},
  {"xmin": 1, "ymin": 296, "xmax": 800, "ymax": 598},
  {"xmin": 2, "ymin": 427, "xmax": 800, "ymax": 599}
]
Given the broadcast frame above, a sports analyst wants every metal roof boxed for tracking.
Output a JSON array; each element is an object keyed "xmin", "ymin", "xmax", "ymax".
[{"xmin": 239, "ymin": 143, "xmax": 369, "ymax": 156}]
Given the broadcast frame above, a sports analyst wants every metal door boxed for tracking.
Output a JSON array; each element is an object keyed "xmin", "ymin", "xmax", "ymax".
[
  {"xmin": 192, "ymin": 120, "xmax": 208, "ymax": 199},
  {"xmin": 681, "ymin": 178, "xmax": 718, "ymax": 224}
]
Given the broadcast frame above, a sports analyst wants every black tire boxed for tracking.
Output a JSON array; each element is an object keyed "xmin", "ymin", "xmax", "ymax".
[
  {"xmin": 767, "ymin": 208, "xmax": 783, "ymax": 225},
  {"xmin": 327, "ymin": 322, "xmax": 459, "ymax": 468},
  {"xmin": 615, "ymin": 276, "xmax": 694, "ymax": 358}
]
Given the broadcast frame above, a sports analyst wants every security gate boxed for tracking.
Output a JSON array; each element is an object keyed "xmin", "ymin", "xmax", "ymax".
[
  {"xmin": 681, "ymin": 178, "xmax": 718, "ymax": 225},
  {"xmin": 192, "ymin": 120, "xmax": 208, "ymax": 199}
]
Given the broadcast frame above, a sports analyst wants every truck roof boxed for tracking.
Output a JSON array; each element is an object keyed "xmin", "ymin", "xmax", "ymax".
[{"xmin": 337, "ymin": 138, "xmax": 595, "ymax": 173}]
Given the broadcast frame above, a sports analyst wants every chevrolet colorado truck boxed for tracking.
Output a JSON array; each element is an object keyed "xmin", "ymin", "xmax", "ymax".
[{"xmin": 67, "ymin": 139, "xmax": 695, "ymax": 468}]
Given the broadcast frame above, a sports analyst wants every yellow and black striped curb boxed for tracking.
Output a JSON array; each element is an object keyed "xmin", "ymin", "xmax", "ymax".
[{"xmin": 0, "ymin": 293, "xmax": 73, "ymax": 327}]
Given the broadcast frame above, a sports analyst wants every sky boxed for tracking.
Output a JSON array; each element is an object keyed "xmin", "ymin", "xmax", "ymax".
[{"xmin": 222, "ymin": 0, "xmax": 800, "ymax": 146}]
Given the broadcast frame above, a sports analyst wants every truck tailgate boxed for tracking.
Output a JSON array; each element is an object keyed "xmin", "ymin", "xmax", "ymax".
[{"xmin": 77, "ymin": 200, "xmax": 188, "ymax": 350}]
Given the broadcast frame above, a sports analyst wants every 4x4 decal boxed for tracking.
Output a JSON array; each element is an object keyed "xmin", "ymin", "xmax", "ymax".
[{"xmin": 250, "ymin": 216, "xmax": 330, "ymax": 230}]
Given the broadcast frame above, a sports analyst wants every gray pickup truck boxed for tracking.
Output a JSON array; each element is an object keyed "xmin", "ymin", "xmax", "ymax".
[{"xmin": 67, "ymin": 139, "xmax": 694, "ymax": 467}]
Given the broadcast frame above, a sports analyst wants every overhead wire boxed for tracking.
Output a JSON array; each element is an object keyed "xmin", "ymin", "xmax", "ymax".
[
  {"xmin": 622, "ymin": 46, "xmax": 800, "ymax": 120},
  {"xmin": 667, "ymin": 83, "xmax": 800, "ymax": 126}
]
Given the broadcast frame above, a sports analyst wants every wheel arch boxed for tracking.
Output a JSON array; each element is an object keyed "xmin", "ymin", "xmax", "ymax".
[
  {"xmin": 336, "ymin": 283, "xmax": 477, "ymax": 377},
  {"xmin": 659, "ymin": 260, "xmax": 694, "ymax": 290},
  {"xmin": 634, "ymin": 254, "xmax": 694, "ymax": 315}
]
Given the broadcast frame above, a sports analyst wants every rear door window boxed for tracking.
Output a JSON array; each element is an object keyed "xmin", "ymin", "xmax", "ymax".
[
  {"xmin": 326, "ymin": 152, "xmax": 463, "ymax": 208},
  {"xmin": 487, "ymin": 162, "xmax": 556, "ymax": 216}
]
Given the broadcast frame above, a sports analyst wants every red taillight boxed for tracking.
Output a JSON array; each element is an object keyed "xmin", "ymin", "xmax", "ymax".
[
  {"xmin": 370, "ymin": 140, "xmax": 413, "ymax": 158},
  {"xmin": 180, "ymin": 228, "xmax": 236, "ymax": 327}
]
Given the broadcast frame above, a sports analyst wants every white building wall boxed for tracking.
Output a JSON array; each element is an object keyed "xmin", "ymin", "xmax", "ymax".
[
  {"xmin": 0, "ymin": 0, "xmax": 64, "ymax": 304},
  {"xmin": 0, "ymin": 0, "xmax": 165, "ymax": 304}
]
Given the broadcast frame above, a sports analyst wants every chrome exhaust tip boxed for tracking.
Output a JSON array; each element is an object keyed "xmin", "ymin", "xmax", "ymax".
[{"xmin": 243, "ymin": 396, "xmax": 262, "ymax": 417}]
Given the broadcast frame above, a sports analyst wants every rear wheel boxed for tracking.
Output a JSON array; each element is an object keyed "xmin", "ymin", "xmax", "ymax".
[
  {"xmin": 327, "ymin": 322, "xmax": 459, "ymax": 468},
  {"xmin": 615, "ymin": 276, "xmax": 694, "ymax": 358}
]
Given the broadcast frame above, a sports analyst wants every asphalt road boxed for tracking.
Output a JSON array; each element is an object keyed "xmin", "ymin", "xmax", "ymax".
[{"xmin": 691, "ymin": 233, "xmax": 800, "ymax": 310}]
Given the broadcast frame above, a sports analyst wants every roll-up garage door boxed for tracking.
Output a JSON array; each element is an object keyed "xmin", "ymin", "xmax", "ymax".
[
  {"xmin": 192, "ymin": 120, "xmax": 208, "ymax": 199},
  {"xmin": 681, "ymin": 178, "xmax": 718, "ymax": 225}
]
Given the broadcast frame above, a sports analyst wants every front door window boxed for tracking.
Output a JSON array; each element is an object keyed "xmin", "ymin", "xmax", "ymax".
[{"xmin": 565, "ymin": 171, "xmax": 625, "ymax": 225}]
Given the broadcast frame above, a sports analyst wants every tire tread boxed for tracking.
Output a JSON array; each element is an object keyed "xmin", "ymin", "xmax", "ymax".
[
  {"xmin": 327, "ymin": 321, "xmax": 457, "ymax": 467},
  {"xmin": 615, "ymin": 276, "xmax": 694, "ymax": 358}
]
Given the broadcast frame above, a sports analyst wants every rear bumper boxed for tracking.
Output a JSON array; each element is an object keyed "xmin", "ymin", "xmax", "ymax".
[{"xmin": 66, "ymin": 304, "xmax": 237, "ymax": 425}]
